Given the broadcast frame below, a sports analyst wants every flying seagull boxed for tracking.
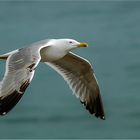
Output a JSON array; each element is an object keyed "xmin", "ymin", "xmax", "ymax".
[{"xmin": 0, "ymin": 39, "xmax": 105, "ymax": 120}]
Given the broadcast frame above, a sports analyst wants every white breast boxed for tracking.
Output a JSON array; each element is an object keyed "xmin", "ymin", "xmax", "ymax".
[{"xmin": 40, "ymin": 46, "xmax": 67, "ymax": 62}]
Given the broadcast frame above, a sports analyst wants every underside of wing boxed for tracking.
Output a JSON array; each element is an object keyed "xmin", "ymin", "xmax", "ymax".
[{"xmin": 46, "ymin": 52, "xmax": 105, "ymax": 120}]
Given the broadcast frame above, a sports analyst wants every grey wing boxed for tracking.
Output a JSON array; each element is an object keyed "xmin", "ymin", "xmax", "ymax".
[
  {"xmin": 46, "ymin": 52, "xmax": 105, "ymax": 120},
  {"xmin": 0, "ymin": 48, "xmax": 41, "ymax": 115}
]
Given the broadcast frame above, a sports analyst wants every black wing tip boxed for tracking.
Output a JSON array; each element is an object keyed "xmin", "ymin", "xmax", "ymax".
[
  {"xmin": 100, "ymin": 116, "xmax": 105, "ymax": 120},
  {"xmin": 0, "ymin": 90, "xmax": 23, "ymax": 116},
  {"xmin": 95, "ymin": 94, "xmax": 105, "ymax": 120},
  {"xmin": 95, "ymin": 113, "xmax": 105, "ymax": 120},
  {"xmin": 90, "ymin": 108, "xmax": 105, "ymax": 120},
  {"xmin": 81, "ymin": 94, "xmax": 105, "ymax": 120},
  {"xmin": 0, "ymin": 111, "xmax": 7, "ymax": 116},
  {"xmin": 0, "ymin": 79, "xmax": 30, "ymax": 116}
]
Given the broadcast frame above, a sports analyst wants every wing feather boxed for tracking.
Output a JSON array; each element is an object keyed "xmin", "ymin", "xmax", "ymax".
[
  {"xmin": 46, "ymin": 52, "xmax": 105, "ymax": 120},
  {"xmin": 0, "ymin": 47, "xmax": 42, "ymax": 115}
]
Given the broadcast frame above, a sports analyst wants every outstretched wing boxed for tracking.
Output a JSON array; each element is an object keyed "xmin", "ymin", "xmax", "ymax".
[
  {"xmin": 46, "ymin": 52, "xmax": 105, "ymax": 120},
  {"xmin": 0, "ymin": 47, "xmax": 41, "ymax": 115}
]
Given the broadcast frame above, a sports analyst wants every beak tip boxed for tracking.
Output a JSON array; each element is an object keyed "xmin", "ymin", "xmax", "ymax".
[{"xmin": 79, "ymin": 42, "xmax": 88, "ymax": 48}]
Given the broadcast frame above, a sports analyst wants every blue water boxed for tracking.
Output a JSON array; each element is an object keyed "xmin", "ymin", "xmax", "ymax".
[{"xmin": 0, "ymin": 1, "xmax": 140, "ymax": 139}]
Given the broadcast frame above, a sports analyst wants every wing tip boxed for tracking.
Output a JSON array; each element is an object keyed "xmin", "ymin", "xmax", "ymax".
[
  {"xmin": 101, "ymin": 116, "xmax": 105, "ymax": 120},
  {"xmin": 0, "ymin": 90, "xmax": 23, "ymax": 116},
  {"xmin": 0, "ymin": 111, "xmax": 7, "ymax": 116},
  {"xmin": 90, "ymin": 109, "xmax": 105, "ymax": 120},
  {"xmin": 95, "ymin": 113, "xmax": 105, "ymax": 120},
  {"xmin": 0, "ymin": 79, "xmax": 30, "ymax": 116},
  {"xmin": 81, "ymin": 94, "xmax": 105, "ymax": 120}
]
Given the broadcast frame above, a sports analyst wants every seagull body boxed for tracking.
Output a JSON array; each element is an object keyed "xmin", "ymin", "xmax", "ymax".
[{"xmin": 0, "ymin": 39, "xmax": 105, "ymax": 119}]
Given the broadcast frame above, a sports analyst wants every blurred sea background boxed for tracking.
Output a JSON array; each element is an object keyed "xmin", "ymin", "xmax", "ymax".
[{"xmin": 0, "ymin": 0, "xmax": 140, "ymax": 139}]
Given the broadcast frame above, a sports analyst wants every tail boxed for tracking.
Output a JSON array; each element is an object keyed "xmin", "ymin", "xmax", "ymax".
[{"xmin": 0, "ymin": 49, "xmax": 19, "ymax": 60}]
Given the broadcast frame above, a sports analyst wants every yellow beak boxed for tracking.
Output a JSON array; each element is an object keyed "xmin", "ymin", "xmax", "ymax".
[{"xmin": 77, "ymin": 42, "xmax": 88, "ymax": 48}]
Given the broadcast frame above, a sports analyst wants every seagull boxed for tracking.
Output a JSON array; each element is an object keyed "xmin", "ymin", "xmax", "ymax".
[{"xmin": 0, "ymin": 39, "xmax": 105, "ymax": 120}]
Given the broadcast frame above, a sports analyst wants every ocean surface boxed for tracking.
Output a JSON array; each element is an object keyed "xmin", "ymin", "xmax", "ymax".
[{"xmin": 0, "ymin": 1, "xmax": 140, "ymax": 139}]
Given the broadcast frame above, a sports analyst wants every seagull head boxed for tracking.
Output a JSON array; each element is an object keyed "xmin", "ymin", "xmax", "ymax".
[
  {"xmin": 41, "ymin": 39, "xmax": 88, "ymax": 62},
  {"xmin": 47, "ymin": 39, "xmax": 88, "ymax": 51}
]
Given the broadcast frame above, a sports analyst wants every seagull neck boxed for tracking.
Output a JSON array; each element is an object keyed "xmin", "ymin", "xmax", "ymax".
[{"xmin": 40, "ymin": 47, "xmax": 68, "ymax": 62}]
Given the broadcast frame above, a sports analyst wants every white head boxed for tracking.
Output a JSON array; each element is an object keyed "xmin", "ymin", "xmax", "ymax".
[
  {"xmin": 47, "ymin": 39, "xmax": 88, "ymax": 51},
  {"xmin": 40, "ymin": 39, "xmax": 88, "ymax": 62}
]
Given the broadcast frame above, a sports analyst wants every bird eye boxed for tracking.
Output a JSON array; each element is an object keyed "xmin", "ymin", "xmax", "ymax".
[{"xmin": 69, "ymin": 41, "xmax": 73, "ymax": 44}]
